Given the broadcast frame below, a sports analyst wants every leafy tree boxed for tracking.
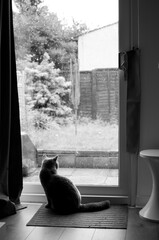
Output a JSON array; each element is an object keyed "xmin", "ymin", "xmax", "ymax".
[
  {"xmin": 13, "ymin": 6, "xmax": 63, "ymax": 63},
  {"xmin": 17, "ymin": 53, "xmax": 72, "ymax": 118},
  {"xmin": 13, "ymin": 2, "xmax": 88, "ymax": 69},
  {"xmin": 14, "ymin": 0, "xmax": 43, "ymax": 14}
]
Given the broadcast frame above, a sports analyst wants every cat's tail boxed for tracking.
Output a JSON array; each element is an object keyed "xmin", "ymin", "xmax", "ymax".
[{"xmin": 78, "ymin": 200, "xmax": 110, "ymax": 212}]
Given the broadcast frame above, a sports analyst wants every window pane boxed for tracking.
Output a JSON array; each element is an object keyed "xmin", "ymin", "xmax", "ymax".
[{"xmin": 13, "ymin": 0, "xmax": 119, "ymax": 186}]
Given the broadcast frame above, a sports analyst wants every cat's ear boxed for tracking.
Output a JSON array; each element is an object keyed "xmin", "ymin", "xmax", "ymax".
[
  {"xmin": 42, "ymin": 154, "xmax": 48, "ymax": 160},
  {"xmin": 53, "ymin": 155, "xmax": 58, "ymax": 161}
]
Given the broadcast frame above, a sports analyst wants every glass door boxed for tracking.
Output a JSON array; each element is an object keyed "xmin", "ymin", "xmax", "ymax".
[{"xmin": 13, "ymin": 0, "xmax": 131, "ymax": 203}]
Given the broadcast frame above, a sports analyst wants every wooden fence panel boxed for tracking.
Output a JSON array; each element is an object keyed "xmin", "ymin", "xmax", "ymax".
[{"xmin": 79, "ymin": 68, "xmax": 119, "ymax": 122}]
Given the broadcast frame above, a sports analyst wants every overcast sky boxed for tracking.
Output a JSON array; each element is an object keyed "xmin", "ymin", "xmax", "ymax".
[
  {"xmin": 12, "ymin": 0, "xmax": 118, "ymax": 29},
  {"xmin": 42, "ymin": 0, "xmax": 118, "ymax": 29}
]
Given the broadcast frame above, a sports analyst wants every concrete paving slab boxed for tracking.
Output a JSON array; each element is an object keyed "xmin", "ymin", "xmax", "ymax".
[
  {"xmin": 23, "ymin": 168, "xmax": 118, "ymax": 186},
  {"xmin": 105, "ymin": 176, "xmax": 119, "ymax": 186}
]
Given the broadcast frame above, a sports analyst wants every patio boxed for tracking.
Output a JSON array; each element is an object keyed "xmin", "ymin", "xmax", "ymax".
[{"xmin": 23, "ymin": 167, "xmax": 118, "ymax": 186}]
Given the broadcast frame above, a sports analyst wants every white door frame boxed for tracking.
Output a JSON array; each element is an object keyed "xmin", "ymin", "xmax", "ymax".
[{"xmin": 22, "ymin": 0, "xmax": 135, "ymax": 205}]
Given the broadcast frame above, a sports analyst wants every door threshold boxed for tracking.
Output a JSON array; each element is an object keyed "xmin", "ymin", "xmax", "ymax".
[{"xmin": 21, "ymin": 193, "xmax": 129, "ymax": 205}]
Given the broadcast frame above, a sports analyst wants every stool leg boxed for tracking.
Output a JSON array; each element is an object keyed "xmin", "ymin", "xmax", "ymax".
[{"xmin": 139, "ymin": 158, "xmax": 159, "ymax": 222}]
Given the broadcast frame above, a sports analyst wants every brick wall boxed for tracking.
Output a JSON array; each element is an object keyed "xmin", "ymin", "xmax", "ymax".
[{"xmin": 38, "ymin": 150, "xmax": 119, "ymax": 169}]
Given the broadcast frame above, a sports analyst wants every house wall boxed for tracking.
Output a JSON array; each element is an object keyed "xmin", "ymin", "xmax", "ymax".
[
  {"xmin": 136, "ymin": 0, "xmax": 159, "ymax": 206},
  {"xmin": 78, "ymin": 23, "xmax": 118, "ymax": 71}
]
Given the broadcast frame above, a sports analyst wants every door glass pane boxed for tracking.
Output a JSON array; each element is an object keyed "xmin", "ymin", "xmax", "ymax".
[{"xmin": 13, "ymin": 0, "xmax": 119, "ymax": 187}]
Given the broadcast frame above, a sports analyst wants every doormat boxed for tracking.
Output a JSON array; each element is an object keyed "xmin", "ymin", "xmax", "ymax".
[{"xmin": 27, "ymin": 204, "xmax": 128, "ymax": 229}]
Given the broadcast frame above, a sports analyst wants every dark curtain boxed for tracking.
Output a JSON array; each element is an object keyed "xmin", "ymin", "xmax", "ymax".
[
  {"xmin": 119, "ymin": 48, "xmax": 141, "ymax": 153},
  {"xmin": 0, "ymin": 0, "xmax": 23, "ymax": 218}
]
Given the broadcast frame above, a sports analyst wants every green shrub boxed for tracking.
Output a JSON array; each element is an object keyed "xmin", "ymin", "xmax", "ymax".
[{"xmin": 27, "ymin": 110, "xmax": 51, "ymax": 129}]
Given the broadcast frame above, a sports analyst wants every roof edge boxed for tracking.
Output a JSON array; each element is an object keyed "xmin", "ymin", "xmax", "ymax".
[{"xmin": 78, "ymin": 22, "xmax": 118, "ymax": 38}]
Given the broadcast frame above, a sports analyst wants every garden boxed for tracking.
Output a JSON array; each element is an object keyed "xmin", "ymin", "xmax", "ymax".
[
  {"xmin": 27, "ymin": 114, "xmax": 118, "ymax": 151},
  {"xmin": 14, "ymin": 0, "xmax": 118, "ymax": 167},
  {"xmin": 17, "ymin": 51, "xmax": 118, "ymax": 152}
]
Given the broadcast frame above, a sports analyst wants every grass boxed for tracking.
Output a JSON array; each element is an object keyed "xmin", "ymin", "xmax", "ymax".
[{"xmin": 26, "ymin": 116, "xmax": 118, "ymax": 151}]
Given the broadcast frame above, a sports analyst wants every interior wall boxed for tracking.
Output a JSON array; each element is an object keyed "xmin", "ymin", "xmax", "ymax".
[{"xmin": 136, "ymin": 0, "xmax": 159, "ymax": 206}]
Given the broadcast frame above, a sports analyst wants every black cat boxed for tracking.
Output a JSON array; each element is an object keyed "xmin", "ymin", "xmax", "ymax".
[{"xmin": 39, "ymin": 155, "xmax": 110, "ymax": 214}]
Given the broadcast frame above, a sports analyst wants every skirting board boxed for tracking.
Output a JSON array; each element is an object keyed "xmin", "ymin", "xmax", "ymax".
[
  {"xmin": 136, "ymin": 195, "xmax": 149, "ymax": 207},
  {"xmin": 21, "ymin": 193, "xmax": 129, "ymax": 205}
]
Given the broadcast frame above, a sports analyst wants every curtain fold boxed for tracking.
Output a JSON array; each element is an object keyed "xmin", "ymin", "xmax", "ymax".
[
  {"xmin": 126, "ymin": 48, "xmax": 140, "ymax": 153},
  {"xmin": 0, "ymin": 0, "xmax": 23, "ymax": 218},
  {"xmin": 119, "ymin": 48, "xmax": 141, "ymax": 153}
]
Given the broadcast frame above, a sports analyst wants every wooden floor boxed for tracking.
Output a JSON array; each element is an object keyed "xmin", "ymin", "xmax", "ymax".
[
  {"xmin": 0, "ymin": 203, "xmax": 126, "ymax": 240},
  {"xmin": 125, "ymin": 207, "xmax": 159, "ymax": 240},
  {"xmin": 0, "ymin": 204, "xmax": 159, "ymax": 240}
]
